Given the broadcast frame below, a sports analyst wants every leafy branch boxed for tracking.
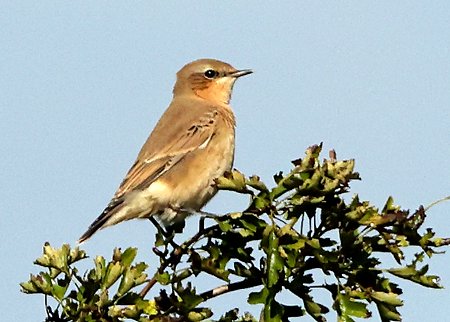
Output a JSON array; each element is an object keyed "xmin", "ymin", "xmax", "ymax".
[{"xmin": 21, "ymin": 144, "xmax": 449, "ymax": 321}]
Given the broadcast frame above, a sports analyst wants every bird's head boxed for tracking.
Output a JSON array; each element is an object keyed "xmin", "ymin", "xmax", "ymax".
[{"xmin": 173, "ymin": 58, "xmax": 252, "ymax": 105}]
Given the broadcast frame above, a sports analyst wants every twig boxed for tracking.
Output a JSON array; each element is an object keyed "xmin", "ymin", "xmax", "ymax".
[
  {"xmin": 199, "ymin": 278, "xmax": 261, "ymax": 301},
  {"xmin": 139, "ymin": 277, "xmax": 158, "ymax": 298},
  {"xmin": 424, "ymin": 195, "xmax": 450, "ymax": 212}
]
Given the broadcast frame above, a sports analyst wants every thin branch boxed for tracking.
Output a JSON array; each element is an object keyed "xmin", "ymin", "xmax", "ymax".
[
  {"xmin": 424, "ymin": 195, "xmax": 450, "ymax": 212},
  {"xmin": 139, "ymin": 277, "xmax": 158, "ymax": 298},
  {"xmin": 199, "ymin": 278, "xmax": 262, "ymax": 301}
]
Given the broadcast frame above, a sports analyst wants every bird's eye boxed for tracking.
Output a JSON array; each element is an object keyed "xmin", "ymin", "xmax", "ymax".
[{"xmin": 204, "ymin": 69, "xmax": 218, "ymax": 79}]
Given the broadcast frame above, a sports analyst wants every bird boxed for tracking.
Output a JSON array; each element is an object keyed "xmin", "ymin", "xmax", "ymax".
[{"xmin": 78, "ymin": 58, "xmax": 252, "ymax": 243}]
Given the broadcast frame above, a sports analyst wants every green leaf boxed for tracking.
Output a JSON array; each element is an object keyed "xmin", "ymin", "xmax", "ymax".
[
  {"xmin": 336, "ymin": 293, "xmax": 371, "ymax": 320},
  {"xmin": 34, "ymin": 243, "xmax": 70, "ymax": 274},
  {"xmin": 267, "ymin": 230, "xmax": 284, "ymax": 288},
  {"xmin": 108, "ymin": 304, "xmax": 139, "ymax": 319},
  {"xmin": 155, "ymin": 272, "xmax": 170, "ymax": 285},
  {"xmin": 388, "ymin": 265, "xmax": 442, "ymax": 288},
  {"xmin": 121, "ymin": 247, "xmax": 137, "ymax": 267},
  {"xmin": 176, "ymin": 284, "xmax": 204, "ymax": 310},
  {"xmin": 91, "ymin": 255, "xmax": 106, "ymax": 282},
  {"xmin": 232, "ymin": 262, "xmax": 253, "ymax": 278},
  {"xmin": 117, "ymin": 268, "xmax": 134, "ymax": 296},
  {"xmin": 252, "ymin": 194, "xmax": 271, "ymax": 211},
  {"xmin": 246, "ymin": 175, "xmax": 269, "ymax": 192},
  {"xmin": 200, "ymin": 258, "xmax": 230, "ymax": 281},
  {"xmin": 382, "ymin": 196, "xmax": 400, "ymax": 213},
  {"xmin": 218, "ymin": 219, "xmax": 232, "ymax": 232},
  {"xmin": 30, "ymin": 273, "xmax": 52, "ymax": 295},
  {"xmin": 52, "ymin": 276, "xmax": 70, "ymax": 300},
  {"xmin": 216, "ymin": 170, "xmax": 249, "ymax": 193},
  {"xmin": 69, "ymin": 247, "xmax": 87, "ymax": 265},
  {"xmin": 20, "ymin": 279, "xmax": 39, "ymax": 294},
  {"xmin": 248, "ymin": 287, "xmax": 269, "ymax": 304},
  {"xmin": 263, "ymin": 297, "xmax": 284, "ymax": 322},
  {"xmin": 103, "ymin": 262, "xmax": 122, "ymax": 290},
  {"xmin": 303, "ymin": 295, "xmax": 329, "ymax": 322},
  {"xmin": 136, "ymin": 298, "xmax": 158, "ymax": 316},
  {"xmin": 371, "ymin": 291, "xmax": 403, "ymax": 306},
  {"xmin": 306, "ymin": 238, "xmax": 321, "ymax": 249},
  {"xmin": 187, "ymin": 308, "xmax": 213, "ymax": 321},
  {"xmin": 376, "ymin": 302, "xmax": 401, "ymax": 321}
]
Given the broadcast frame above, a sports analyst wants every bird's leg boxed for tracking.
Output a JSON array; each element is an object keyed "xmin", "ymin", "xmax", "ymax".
[
  {"xmin": 148, "ymin": 216, "xmax": 178, "ymax": 248},
  {"xmin": 149, "ymin": 216, "xmax": 167, "ymax": 236},
  {"xmin": 198, "ymin": 210, "xmax": 221, "ymax": 218},
  {"xmin": 179, "ymin": 207, "xmax": 221, "ymax": 219},
  {"xmin": 175, "ymin": 208, "xmax": 220, "ymax": 233},
  {"xmin": 199, "ymin": 216, "xmax": 206, "ymax": 232}
]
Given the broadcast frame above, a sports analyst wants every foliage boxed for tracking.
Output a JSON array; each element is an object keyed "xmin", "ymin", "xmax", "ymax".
[{"xmin": 21, "ymin": 144, "xmax": 450, "ymax": 321}]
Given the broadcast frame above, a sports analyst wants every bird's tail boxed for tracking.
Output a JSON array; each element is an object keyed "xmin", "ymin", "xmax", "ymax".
[{"xmin": 78, "ymin": 198, "xmax": 124, "ymax": 244}]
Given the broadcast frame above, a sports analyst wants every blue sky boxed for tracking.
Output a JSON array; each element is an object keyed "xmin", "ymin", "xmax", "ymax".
[{"xmin": 2, "ymin": 2, "xmax": 450, "ymax": 321}]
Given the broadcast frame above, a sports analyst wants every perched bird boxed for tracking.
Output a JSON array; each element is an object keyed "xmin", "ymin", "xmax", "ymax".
[{"xmin": 78, "ymin": 59, "xmax": 252, "ymax": 243}]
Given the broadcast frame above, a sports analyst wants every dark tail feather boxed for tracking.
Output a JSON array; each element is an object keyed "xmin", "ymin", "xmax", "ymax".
[{"xmin": 78, "ymin": 198, "xmax": 124, "ymax": 244}]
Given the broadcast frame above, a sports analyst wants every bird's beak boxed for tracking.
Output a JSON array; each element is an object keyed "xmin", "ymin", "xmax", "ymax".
[{"xmin": 229, "ymin": 69, "xmax": 253, "ymax": 78}]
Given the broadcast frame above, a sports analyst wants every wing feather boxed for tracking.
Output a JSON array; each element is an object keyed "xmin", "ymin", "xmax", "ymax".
[{"xmin": 113, "ymin": 111, "xmax": 217, "ymax": 199}]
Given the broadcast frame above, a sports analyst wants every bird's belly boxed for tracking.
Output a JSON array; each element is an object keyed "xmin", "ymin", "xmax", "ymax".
[{"xmin": 155, "ymin": 132, "xmax": 235, "ymax": 224}]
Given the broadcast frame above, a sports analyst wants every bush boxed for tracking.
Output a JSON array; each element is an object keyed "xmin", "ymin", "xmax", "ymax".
[{"xmin": 21, "ymin": 145, "xmax": 449, "ymax": 321}]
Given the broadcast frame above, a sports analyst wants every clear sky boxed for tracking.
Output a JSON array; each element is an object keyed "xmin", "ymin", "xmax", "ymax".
[{"xmin": 2, "ymin": 2, "xmax": 450, "ymax": 321}]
